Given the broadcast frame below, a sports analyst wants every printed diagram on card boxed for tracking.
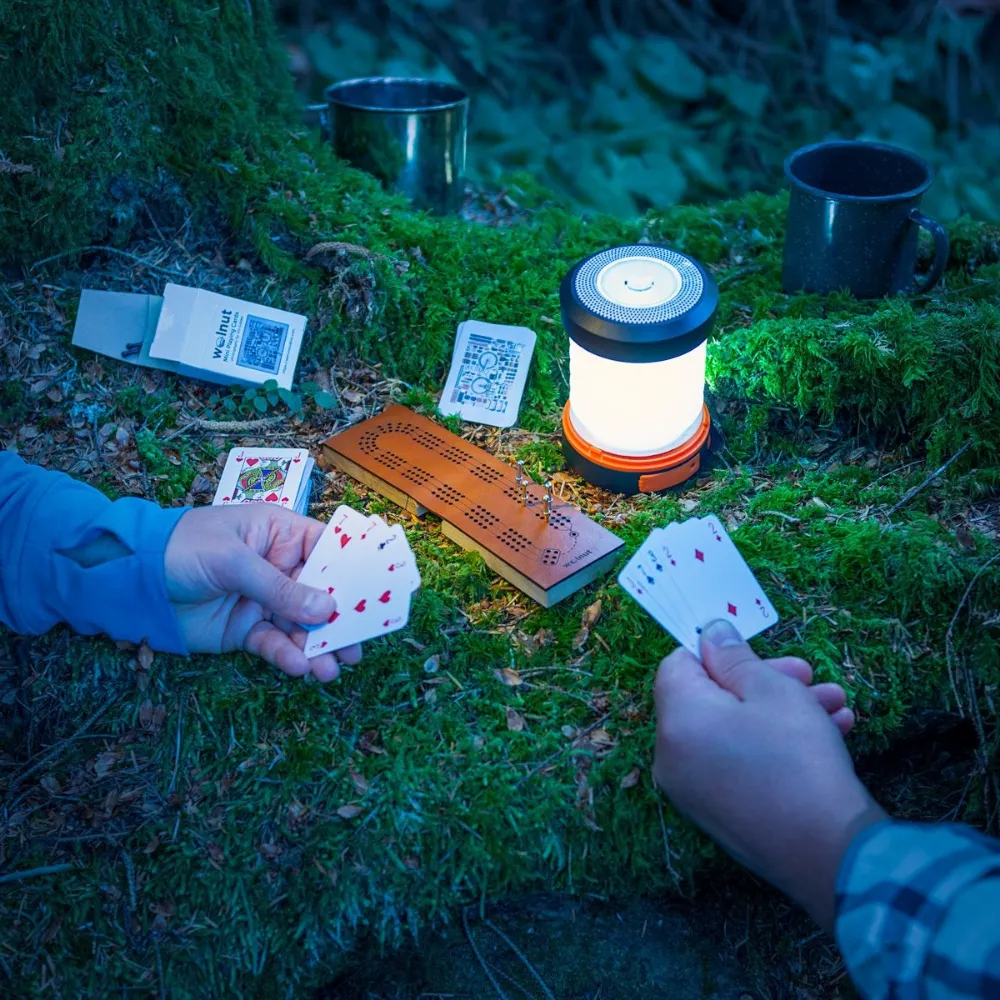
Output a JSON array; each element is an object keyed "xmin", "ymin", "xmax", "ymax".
[
  {"xmin": 451, "ymin": 334, "xmax": 522, "ymax": 412},
  {"xmin": 440, "ymin": 320, "xmax": 537, "ymax": 429}
]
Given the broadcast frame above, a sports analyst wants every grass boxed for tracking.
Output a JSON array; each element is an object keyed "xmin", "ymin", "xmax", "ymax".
[{"xmin": 1, "ymin": 2, "xmax": 999, "ymax": 995}]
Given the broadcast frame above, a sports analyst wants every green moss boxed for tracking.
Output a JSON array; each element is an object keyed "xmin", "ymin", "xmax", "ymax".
[
  {"xmin": 3, "ymin": 5, "xmax": 1000, "ymax": 997},
  {"xmin": 135, "ymin": 428, "xmax": 196, "ymax": 502}
]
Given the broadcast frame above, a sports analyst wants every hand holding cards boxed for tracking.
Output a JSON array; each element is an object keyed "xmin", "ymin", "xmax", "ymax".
[
  {"xmin": 296, "ymin": 506, "xmax": 421, "ymax": 659},
  {"xmin": 212, "ymin": 448, "xmax": 314, "ymax": 514},
  {"xmin": 619, "ymin": 516, "xmax": 778, "ymax": 656}
]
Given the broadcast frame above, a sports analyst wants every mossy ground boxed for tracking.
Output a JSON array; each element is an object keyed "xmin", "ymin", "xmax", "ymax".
[{"xmin": 2, "ymin": 3, "xmax": 1000, "ymax": 997}]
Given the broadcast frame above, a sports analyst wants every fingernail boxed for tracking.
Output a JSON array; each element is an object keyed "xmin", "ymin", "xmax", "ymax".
[
  {"xmin": 701, "ymin": 619, "xmax": 743, "ymax": 647},
  {"xmin": 303, "ymin": 591, "xmax": 334, "ymax": 619}
]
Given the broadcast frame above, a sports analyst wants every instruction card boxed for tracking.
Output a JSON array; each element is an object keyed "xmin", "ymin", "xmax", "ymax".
[
  {"xmin": 439, "ymin": 319, "xmax": 536, "ymax": 428},
  {"xmin": 72, "ymin": 283, "xmax": 306, "ymax": 390}
]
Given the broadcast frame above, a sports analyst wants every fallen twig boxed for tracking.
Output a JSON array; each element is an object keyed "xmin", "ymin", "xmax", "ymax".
[
  {"xmin": 513, "ymin": 711, "xmax": 612, "ymax": 790},
  {"xmin": 0, "ymin": 863, "xmax": 74, "ymax": 885},
  {"xmin": 0, "ymin": 159, "xmax": 34, "ymax": 175},
  {"xmin": 886, "ymin": 439, "xmax": 974, "ymax": 515},
  {"xmin": 31, "ymin": 245, "xmax": 188, "ymax": 278},
  {"xmin": 5, "ymin": 693, "xmax": 118, "ymax": 798},
  {"xmin": 482, "ymin": 916, "xmax": 555, "ymax": 1000},
  {"xmin": 657, "ymin": 797, "xmax": 682, "ymax": 889},
  {"xmin": 944, "ymin": 552, "xmax": 1000, "ymax": 828},
  {"xmin": 462, "ymin": 907, "xmax": 511, "ymax": 1000},
  {"xmin": 162, "ymin": 415, "xmax": 291, "ymax": 441}
]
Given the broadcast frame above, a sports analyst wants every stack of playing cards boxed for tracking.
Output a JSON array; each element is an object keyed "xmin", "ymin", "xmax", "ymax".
[
  {"xmin": 618, "ymin": 516, "xmax": 779, "ymax": 656},
  {"xmin": 212, "ymin": 448, "xmax": 315, "ymax": 515},
  {"xmin": 296, "ymin": 506, "xmax": 421, "ymax": 659},
  {"xmin": 439, "ymin": 319, "xmax": 537, "ymax": 429}
]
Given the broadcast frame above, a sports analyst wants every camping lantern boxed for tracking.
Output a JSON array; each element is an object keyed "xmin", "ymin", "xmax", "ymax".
[{"xmin": 560, "ymin": 244, "xmax": 719, "ymax": 493}]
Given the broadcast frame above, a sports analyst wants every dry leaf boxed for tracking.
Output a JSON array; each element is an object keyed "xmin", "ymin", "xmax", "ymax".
[
  {"xmin": 349, "ymin": 769, "xmax": 369, "ymax": 795},
  {"xmin": 139, "ymin": 700, "xmax": 153, "ymax": 728},
  {"xmin": 151, "ymin": 704, "xmax": 167, "ymax": 730},
  {"xmin": 137, "ymin": 642, "xmax": 154, "ymax": 671},
  {"xmin": 40, "ymin": 774, "xmax": 61, "ymax": 795},
  {"xmin": 956, "ymin": 524, "xmax": 977, "ymax": 552},
  {"xmin": 533, "ymin": 628, "xmax": 556, "ymax": 648},
  {"xmin": 206, "ymin": 842, "xmax": 224, "ymax": 863},
  {"xmin": 337, "ymin": 803, "xmax": 364, "ymax": 820},
  {"xmin": 581, "ymin": 599, "xmax": 602, "ymax": 629},
  {"xmin": 94, "ymin": 751, "xmax": 121, "ymax": 777},
  {"xmin": 561, "ymin": 725, "xmax": 577, "ymax": 739},
  {"xmin": 358, "ymin": 731, "xmax": 385, "ymax": 755},
  {"xmin": 505, "ymin": 707, "xmax": 526, "ymax": 731},
  {"xmin": 424, "ymin": 687, "xmax": 438, "ymax": 705},
  {"xmin": 472, "ymin": 734, "xmax": 486, "ymax": 750},
  {"xmin": 142, "ymin": 834, "xmax": 160, "ymax": 855},
  {"xmin": 588, "ymin": 728, "xmax": 614, "ymax": 745},
  {"xmin": 620, "ymin": 767, "xmax": 641, "ymax": 789},
  {"xmin": 494, "ymin": 667, "xmax": 523, "ymax": 687},
  {"xmin": 572, "ymin": 627, "xmax": 590, "ymax": 650}
]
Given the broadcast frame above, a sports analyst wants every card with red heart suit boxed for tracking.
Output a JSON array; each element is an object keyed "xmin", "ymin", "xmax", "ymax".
[
  {"xmin": 618, "ymin": 516, "xmax": 778, "ymax": 657},
  {"xmin": 296, "ymin": 505, "xmax": 421, "ymax": 658},
  {"xmin": 212, "ymin": 448, "xmax": 314, "ymax": 515}
]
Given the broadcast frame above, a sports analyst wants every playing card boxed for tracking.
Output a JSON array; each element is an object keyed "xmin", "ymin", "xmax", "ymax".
[
  {"xmin": 213, "ymin": 448, "xmax": 309, "ymax": 509},
  {"xmin": 439, "ymin": 319, "xmax": 537, "ymax": 428},
  {"xmin": 670, "ymin": 517, "xmax": 778, "ymax": 644},
  {"xmin": 618, "ymin": 517, "xmax": 778, "ymax": 656},
  {"xmin": 618, "ymin": 537, "xmax": 698, "ymax": 653},
  {"xmin": 297, "ymin": 505, "xmax": 421, "ymax": 658}
]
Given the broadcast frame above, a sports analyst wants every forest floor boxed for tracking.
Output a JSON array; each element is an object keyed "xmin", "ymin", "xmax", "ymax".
[{"xmin": 1, "ymin": 185, "xmax": 998, "ymax": 998}]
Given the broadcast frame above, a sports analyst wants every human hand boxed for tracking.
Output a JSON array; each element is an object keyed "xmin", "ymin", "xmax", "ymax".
[
  {"xmin": 652, "ymin": 619, "xmax": 886, "ymax": 930},
  {"xmin": 164, "ymin": 505, "xmax": 361, "ymax": 682}
]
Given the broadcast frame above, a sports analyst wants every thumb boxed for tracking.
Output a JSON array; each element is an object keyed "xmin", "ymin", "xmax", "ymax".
[
  {"xmin": 224, "ymin": 552, "xmax": 336, "ymax": 624},
  {"xmin": 698, "ymin": 619, "xmax": 781, "ymax": 700},
  {"xmin": 654, "ymin": 646, "xmax": 715, "ymax": 708}
]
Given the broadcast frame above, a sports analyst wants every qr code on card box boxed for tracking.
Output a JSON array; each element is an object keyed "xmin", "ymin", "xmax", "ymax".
[{"xmin": 237, "ymin": 315, "xmax": 289, "ymax": 375}]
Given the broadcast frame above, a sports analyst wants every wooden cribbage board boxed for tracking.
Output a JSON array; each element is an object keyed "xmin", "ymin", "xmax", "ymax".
[{"xmin": 320, "ymin": 405, "xmax": 624, "ymax": 607}]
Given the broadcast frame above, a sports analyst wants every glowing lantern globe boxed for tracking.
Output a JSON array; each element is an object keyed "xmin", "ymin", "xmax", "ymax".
[{"xmin": 560, "ymin": 245, "xmax": 719, "ymax": 493}]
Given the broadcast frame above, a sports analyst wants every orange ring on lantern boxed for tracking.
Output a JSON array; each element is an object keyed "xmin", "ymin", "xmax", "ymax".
[{"xmin": 562, "ymin": 402, "xmax": 711, "ymax": 491}]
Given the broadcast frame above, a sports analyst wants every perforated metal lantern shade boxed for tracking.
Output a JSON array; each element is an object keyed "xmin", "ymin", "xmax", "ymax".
[{"xmin": 560, "ymin": 245, "xmax": 719, "ymax": 493}]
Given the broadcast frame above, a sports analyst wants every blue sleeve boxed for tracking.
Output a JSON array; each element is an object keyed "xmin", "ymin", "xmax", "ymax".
[
  {"xmin": 0, "ymin": 453, "xmax": 189, "ymax": 654},
  {"xmin": 835, "ymin": 820, "xmax": 1000, "ymax": 1000}
]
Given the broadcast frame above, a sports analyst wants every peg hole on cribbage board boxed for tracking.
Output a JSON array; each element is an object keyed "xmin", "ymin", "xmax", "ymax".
[{"xmin": 320, "ymin": 405, "xmax": 624, "ymax": 607}]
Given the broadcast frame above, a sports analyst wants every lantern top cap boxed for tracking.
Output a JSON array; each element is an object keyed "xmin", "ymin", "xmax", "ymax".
[{"xmin": 561, "ymin": 244, "xmax": 718, "ymax": 363}]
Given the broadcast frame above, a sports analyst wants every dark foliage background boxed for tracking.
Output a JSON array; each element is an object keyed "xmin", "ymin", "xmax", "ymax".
[{"xmin": 276, "ymin": 0, "xmax": 1000, "ymax": 218}]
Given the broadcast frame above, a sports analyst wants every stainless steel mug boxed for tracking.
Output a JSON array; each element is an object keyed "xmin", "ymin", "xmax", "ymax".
[{"xmin": 310, "ymin": 77, "xmax": 469, "ymax": 216}]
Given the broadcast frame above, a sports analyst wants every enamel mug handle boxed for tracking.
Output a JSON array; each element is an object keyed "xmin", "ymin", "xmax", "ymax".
[
  {"xmin": 307, "ymin": 102, "xmax": 331, "ymax": 142},
  {"xmin": 910, "ymin": 209, "xmax": 949, "ymax": 294}
]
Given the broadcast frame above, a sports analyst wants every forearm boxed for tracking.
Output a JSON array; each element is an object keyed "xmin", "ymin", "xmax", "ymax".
[
  {"xmin": 0, "ymin": 453, "xmax": 189, "ymax": 652},
  {"xmin": 836, "ymin": 819, "xmax": 1000, "ymax": 1000}
]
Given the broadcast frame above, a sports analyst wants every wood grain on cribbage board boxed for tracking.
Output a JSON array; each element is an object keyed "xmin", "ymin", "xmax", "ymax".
[{"xmin": 320, "ymin": 405, "xmax": 625, "ymax": 607}]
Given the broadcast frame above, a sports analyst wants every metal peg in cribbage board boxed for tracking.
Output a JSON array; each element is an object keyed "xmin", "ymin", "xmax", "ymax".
[{"xmin": 320, "ymin": 405, "xmax": 624, "ymax": 607}]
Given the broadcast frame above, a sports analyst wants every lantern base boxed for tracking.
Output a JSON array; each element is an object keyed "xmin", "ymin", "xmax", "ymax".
[{"xmin": 561, "ymin": 402, "xmax": 717, "ymax": 494}]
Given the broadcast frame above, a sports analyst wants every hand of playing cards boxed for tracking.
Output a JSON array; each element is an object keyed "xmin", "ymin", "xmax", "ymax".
[
  {"xmin": 296, "ymin": 506, "xmax": 421, "ymax": 659},
  {"xmin": 619, "ymin": 516, "xmax": 779, "ymax": 656},
  {"xmin": 212, "ymin": 447, "xmax": 314, "ymax": 514}
]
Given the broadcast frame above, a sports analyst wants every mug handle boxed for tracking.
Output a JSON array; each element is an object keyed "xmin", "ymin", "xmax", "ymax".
[
  {"xmin": 910, "ymin": 209, "xmax": 949, "ymax": 294},
  {"xmin": 307, "ymin": 102, "xmax": 330, "ymax": 142}
]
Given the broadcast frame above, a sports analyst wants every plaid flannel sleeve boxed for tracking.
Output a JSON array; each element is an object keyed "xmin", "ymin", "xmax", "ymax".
[{"xmin": 835, "ymin": 820, "xmax": 1000, "ymax": 1000}]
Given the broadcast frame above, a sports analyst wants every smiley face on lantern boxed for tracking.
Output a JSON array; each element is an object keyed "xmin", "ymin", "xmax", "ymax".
[{"xmin": 560, "ymin": 244, "xmax": 719, "ymax": 494}]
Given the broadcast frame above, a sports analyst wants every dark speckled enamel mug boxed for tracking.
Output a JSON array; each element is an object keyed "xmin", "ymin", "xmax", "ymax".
[{"xmin": 782, "ymin": 140, "xmax": 949, "ymax": 298}]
